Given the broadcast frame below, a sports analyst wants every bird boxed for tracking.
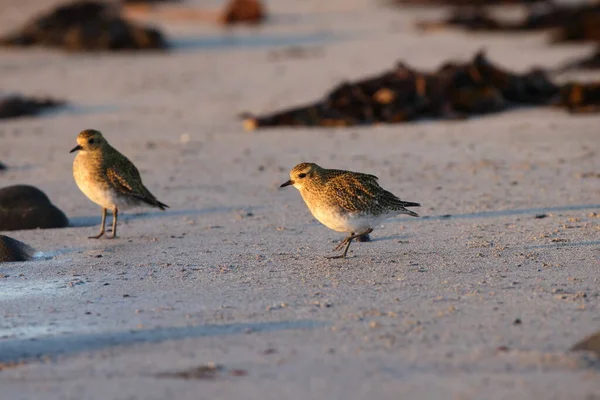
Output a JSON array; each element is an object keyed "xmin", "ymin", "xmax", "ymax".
[
  {"xmin": 70, "ymin": 129, "xmax": 168, "ymax": 239},
  {"xmin": 281, "ymin": 162, "xmax": 420, "ymax": 258}
]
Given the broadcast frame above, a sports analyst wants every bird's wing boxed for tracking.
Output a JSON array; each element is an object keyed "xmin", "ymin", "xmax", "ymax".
[
  {"xmin": 106, "ymin": 155, "xmax": 155, "ymax": 202},
  {"xmin": 326, "ymin": 172, "xmax": 418, "ymax": 213},
  {"xmin": 327, "ymin": 169, "xmax": 379, "ymax": 181},
  {"xmin": 325, "ymin": 172, "xmax": 385, "ymax": 213}
]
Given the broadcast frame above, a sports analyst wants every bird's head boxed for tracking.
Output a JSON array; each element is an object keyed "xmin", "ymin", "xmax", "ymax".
[
  {"xmin": 70, "ymin": 129, "xmax": 107, "ymax": 154},
  {"xmin": 280, "ymin": 162, "xmax": 321, "ymax": 191}
]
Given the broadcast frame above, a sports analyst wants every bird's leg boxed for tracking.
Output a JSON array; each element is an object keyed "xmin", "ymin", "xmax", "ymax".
[
  {"xmin": 333, "ymin": 232, "xmax": 354, "ymax": 252},
  {"xmin": 327, "ymin": 228, "xmax": 374, "ymax": 259},
  {"xmin": 110, "ymin": 206, "xmax": 118, "ymax": 239},
  {"xmin": 89, "ymin": 208, "xmax": 107, "ymax": 239}
]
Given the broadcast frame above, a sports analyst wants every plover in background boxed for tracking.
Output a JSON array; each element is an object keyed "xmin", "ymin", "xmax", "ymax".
[
  {"xmin": 71, "ymin": 129, "xmax": 168, "ymax": 239},
  {"xmin": 281, "ymin": 162, "xmax": 420, "ymax": 259}
]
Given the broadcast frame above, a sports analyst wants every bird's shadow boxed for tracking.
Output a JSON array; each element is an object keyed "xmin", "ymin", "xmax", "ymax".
[
  {"xmin": 69, "ymin": 206, "xmax": 262, "ymax": 227},
  {"xmin": 409, "ymin": 204, "xmax": 600, "ymax": 222},
  {"xmin": 0, "ymin": 319, "xmax": 328, "ymax": 363},
  {"xmin": 368, "ymin": 233, "xmax": 412, "ymax": 243},
  {"xmin": 525, "ymin": 240, "xmax": 600, "ymax": 249}
]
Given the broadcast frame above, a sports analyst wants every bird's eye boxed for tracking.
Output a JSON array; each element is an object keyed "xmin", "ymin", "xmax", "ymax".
[
  {"xmin": 88, "ymin": 139, "xmax": 95, "ymax": 144},
  {"xmin": 298, "ymin": 173, "xmax": 307, "ymax": 178}
]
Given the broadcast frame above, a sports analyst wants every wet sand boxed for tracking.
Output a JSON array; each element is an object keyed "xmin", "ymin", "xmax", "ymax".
[{"xmin": 1, "ymin": 0, "xmax": 599, "ymax": 398}]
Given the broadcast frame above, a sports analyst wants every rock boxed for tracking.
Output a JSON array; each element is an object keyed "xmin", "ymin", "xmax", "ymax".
[
  {"xmin": 221, "ymin": 0, "xmax": 265, "ymax": 25},
  {"xmin": 0, "ymin": 185, "xmax": 69, "ymax": 231},
  {"xmin": 571, "ymin": 330, "xmax": 600, "ymax": 358},
  {"xmin": 0, "ymin": 235, "xmax": 34, "ymax": 262},
  {"xmin": 0, "ymin": 1, "xmax": 167, "ymax": 51},
  {"xmin": 0, "ymin": 93, "xmax": 65, "ymax": 119},
  {"xmin": 0, "ymin": 162, "xmax": 6, "ymax": 171}
]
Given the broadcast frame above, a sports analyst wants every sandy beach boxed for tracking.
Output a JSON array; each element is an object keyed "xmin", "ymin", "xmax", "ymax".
[{"xmin": 1, "ymin": 0, "xmax": 599, "ymax": 398}]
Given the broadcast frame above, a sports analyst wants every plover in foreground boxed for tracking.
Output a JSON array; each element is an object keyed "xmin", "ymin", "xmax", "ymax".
[
  {"xmin": 71, "ymin": 129, "xmax": 168, "ymax": 238},
  {"xmin": 281, "ymin": 162, "xmax": 420, "ymax": 258}
]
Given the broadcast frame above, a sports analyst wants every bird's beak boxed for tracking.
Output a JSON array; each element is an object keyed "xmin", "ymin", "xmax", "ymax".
[
  {"xmin": 70, "ymin": 145, "xmax": 82, "ymax": 153},
  {"xmin": 280, "ymin": 180, "xmax": 293, "ymax": 188}
]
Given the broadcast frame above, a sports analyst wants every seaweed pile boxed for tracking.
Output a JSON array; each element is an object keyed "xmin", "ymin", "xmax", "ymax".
[
  {"xmin": 122, "ymin": 0, "xmax": 266, "ymax": 26},
  {"xmin": 221, "ymin": 0, "xmax": 266, "ymax": 25},
  {"xmin": 558, "ymin": 82, "xmax": 600, "ymax": 114},
  {"xmin": 0, "ymin": 93, "xmax": 65, "ymax": 119},
  {"xmin": 122, "ymin": 0, "xmax": 180, "ymax": 3},
  {"xmin": 242, "ymin": 51, "xmax": 600, "ymax": 130},
  {"xmin": 416, "ymin": 2, "xmax": 600, "ymax": 70},
  {"xmin": 0, "ymin": 1, "xmax": 167, "ymax": 51},
  {"xmin": 390, "ymin": 0, "xmax": 535, "ymax": 6}
]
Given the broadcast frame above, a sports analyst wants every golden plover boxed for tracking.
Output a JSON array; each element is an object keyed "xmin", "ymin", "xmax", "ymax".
[
  {"xmin": 281, "ymin": 162, "xmax": 420, "ymax": 258},
  {"xmin": 70, "ymin": 129, "xmax": 168, "ymax": 239}
]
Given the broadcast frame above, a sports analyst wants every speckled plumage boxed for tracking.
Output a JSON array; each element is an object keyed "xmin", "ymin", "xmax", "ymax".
[
  {"xmin": 281, "ymin": 162, "xmax": 420, "ymax": 258},
  {"xmin": 71, "ymin": 129, "xmax": 168, "ymax": 238}
]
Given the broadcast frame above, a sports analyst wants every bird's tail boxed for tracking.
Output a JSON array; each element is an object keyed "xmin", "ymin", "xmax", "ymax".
[
  {"xmin": 399, "ymin": 201, "xmax": 420, "ymax": 217},
  {"xmin": 401, "ymin": 208, "xmax": 419, "ymax": 217},
  {"xmin": 140, "ymin": 196, "xmax": 169, "ymax": 210},
  {"xmin": 401, "ymin": 201, "xmax": 420, "ymax": 208},
  {"xmin": 156, "ymin": 200, "xmax": 169, "ymax": 210}
]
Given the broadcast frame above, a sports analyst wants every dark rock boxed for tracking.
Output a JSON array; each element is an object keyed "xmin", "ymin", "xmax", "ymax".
[
  {"xmin": 0, "ymin": 235, "xmax": 34, "ymax": 262},
  {"xmin": 0, "ymin": 185, "xmax": 69, "ymax": 231},
  {"xmin": 571, "ymin": 330, "xmax": 600, "ymax": 358},
  {"xmin": 0, "ymin": 1, "xmax": 167, "ymax": 51},
  {"xmin": 0, "ymin": 93, "xmax": 65, "ymax": 119},
  {"xmin": 0, "ymin": 162, "xmax": 6, "ymax": 171}
]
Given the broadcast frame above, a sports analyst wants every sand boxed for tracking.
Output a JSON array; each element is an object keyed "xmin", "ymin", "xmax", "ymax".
[{"xmin": 1, "ymin": 0, "xmax": 599, "ymax": 398}]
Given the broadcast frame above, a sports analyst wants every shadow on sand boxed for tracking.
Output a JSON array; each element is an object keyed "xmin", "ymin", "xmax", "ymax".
[
  {"xmin": 69, "ymin": 206, "xmax": 262, "ymax": 227},
  {"xmin": 369, "ymin": 234, "xmax": 411, "ymax": 243},
  {"xmin": 171, "ymin": 31, "xmax": 340, "ymax": 51},
  {"xmin": 525, "ymin": 240, "xmax": 600, "ymax": 249},
  {"xmin": 415, "ymin": 204, "xmax": 600, "ymax": 222},
  {"xmin": 0, "ymin": 319, "xmax": 328, "ymax": 363}
]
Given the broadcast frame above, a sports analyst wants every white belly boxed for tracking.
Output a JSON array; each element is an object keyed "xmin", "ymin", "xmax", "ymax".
[
  {"xmin": 75, "ymin": 179, "xmax": 125, "ymax": 210},
  {"xmin": 310, "ymin": 206, "xmax": 391, "ymax": 233}
]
